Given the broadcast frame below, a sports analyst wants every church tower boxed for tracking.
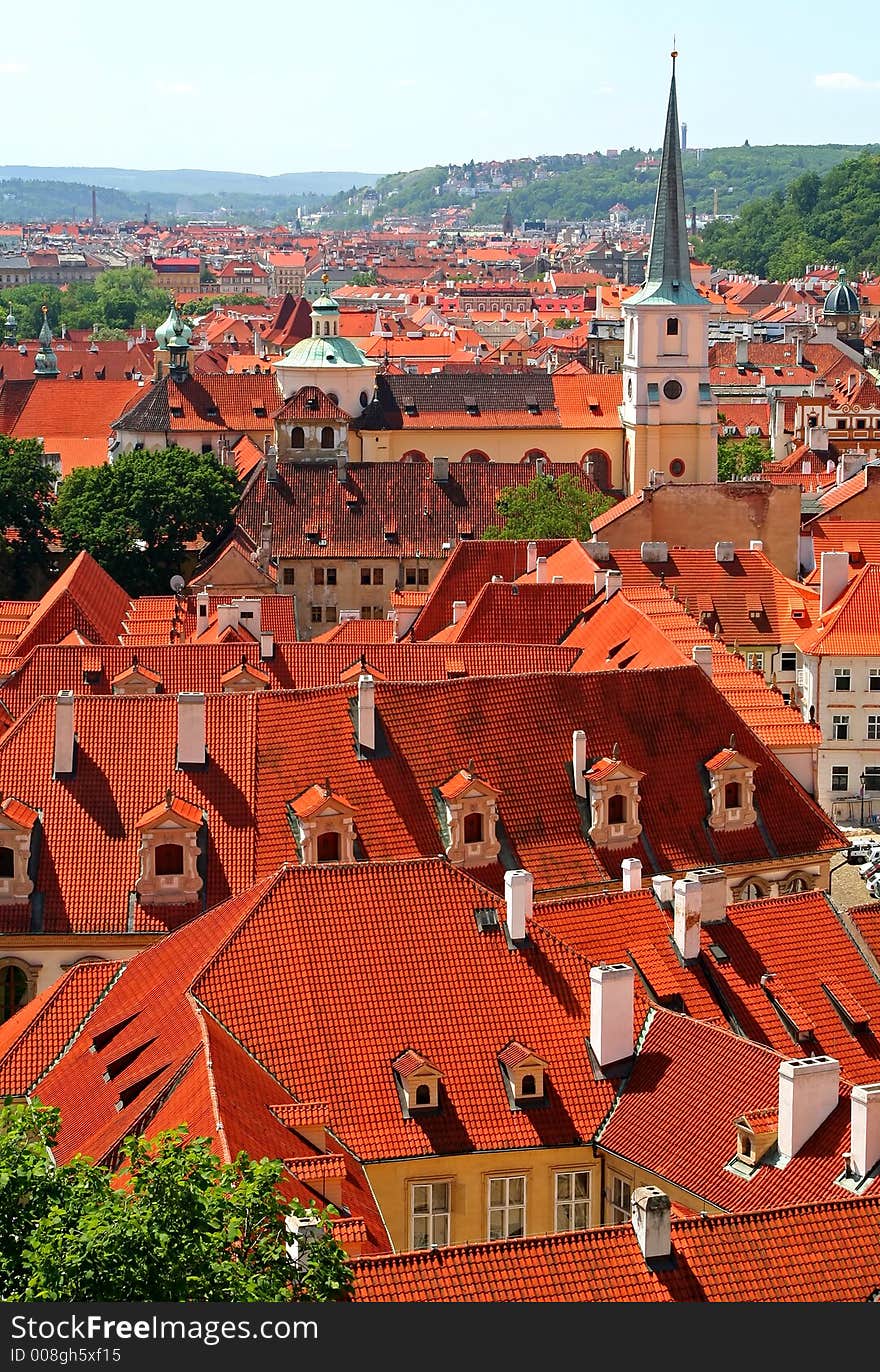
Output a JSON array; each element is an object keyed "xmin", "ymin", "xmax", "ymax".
[{"xmin": 619, "ymin": 52, "xmax": 716, "ymax": 491}]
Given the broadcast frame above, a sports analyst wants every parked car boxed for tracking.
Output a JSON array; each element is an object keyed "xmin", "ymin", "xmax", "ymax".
[
  {"xmin": 847, "ymin": 836, "xmax": 880, "ymax": 864},
  {"xmin": 860, "ymin": 859, "xmax": 880, "ymax": 881},
  {"xmin": 867, "ymin": 873, "xmax": 880, "ymax": 900}
]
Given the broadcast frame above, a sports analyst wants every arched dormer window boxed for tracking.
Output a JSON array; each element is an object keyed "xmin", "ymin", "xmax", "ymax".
[
  {"xmin": 393, "ymin": 1049, "xmax": 442, "ymax": 1116},
  {"xmin": 607, "ymin": 793, "xmax": 626, "ymax": 826},
  {"xmin": 706, "ymin": 745, "xmax": 758, "ymax": 831},
  {"xmin": 415, "ymin": 1083, "xmax": 431, "ymax": 1106},
  {"xmin": 0, "ymin": 796, "xmax": 39, "ymax": 904},
  {"xmin": 316, "ymin": 830, "xmax": 341, "ymax": 863},
  {"xmin": 154, "ymin": 842, "xmax": 184, "ymax": 876},
  {"xmin": 584, "ymin": 752, "xmax": 644, "ymax": 848},
  {"xmin": 0, "ymin": 958, "xmax": 38, "ymax": 1022},
  {"xmin": 135, "ymin": 792, "xmax": 204, "ymax": 906},
  {"xmin": 0, "ymin": 847, "xmax": 13, "ymax": 878},
  {"xmin": 498, "ymin": 1041, "xmax": 547, "ymax": 1109},
  {"xmin": 437, "ymin": 767, "xmax": 501, "ymax": 867},
  {"xmin": 724, "ymin": 781, "xmax": 741, "ymax": 809},
  {"xmin": 291, "ymin": 426, "xmax": 305, "ymax": 449},
  {"xmin": 521, "ymin": 1073, "xmax": 537, "ymax": 1096},
  {"xmin": 289, "ymin": 781, "xmax": 357, "ymax": 866},
  {"xmin": 320, "ymin": 426, "xmax": 335, "ymax": 449}
]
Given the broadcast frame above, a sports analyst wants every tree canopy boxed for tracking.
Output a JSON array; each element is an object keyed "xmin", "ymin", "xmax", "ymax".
[
  {"xmin": 0, "ymin": 1099, "xmax": 352, "ymax": 1302},
  {"xmin": 0, "ymin": 434, "xmax": 57, "ymax": 596},
  {"xmin": 483, "ymin": 472, "xmax": 615, "ymax": 539},
  {"xmin": 716, "ymin": 426, "xmax": 771, "ymax": 482},
  {"xmin": 53, "ymin": 445, "xmax": 240, "ymax": 594}
]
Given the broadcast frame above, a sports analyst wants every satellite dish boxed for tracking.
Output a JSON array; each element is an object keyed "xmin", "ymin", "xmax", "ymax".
[{"xmin": 170, "ymin": 575, "xmax": 185, "ymax": 594}]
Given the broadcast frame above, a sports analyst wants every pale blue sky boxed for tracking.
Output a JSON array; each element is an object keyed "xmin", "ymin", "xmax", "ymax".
[{"xmin": 3, "ymin": 0, "xmax": 880, "ymax": 175}]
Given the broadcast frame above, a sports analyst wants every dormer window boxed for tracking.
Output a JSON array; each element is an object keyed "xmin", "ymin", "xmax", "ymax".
[
  {"xmin": 220, "ymin": 656, "xmax": 270, "ymax": 693},
  {"xmin": 0, "ymin": 796, "xmax": 39, "ymax": 904},
  {"xmin": 393, "ymin": 1049, "xmax": 442, "ymax": 1117},
  {"xmin": 706, "ymin": 743, "xmax": 758, "ymax": 830},
  {"xmin": 435, "ymin": 767, "xmax": 501, "ymax": 867},
  {"xmin": 111, "ymin": 657, "xmax": 162, "ymax": 696},
  {"xmin": 135, "ymin": 791, "xmax": 204, "ymax": 905},
  {"xmin": 289, "ymin": 780, "xmax": 357, "ymax": 865},
  {"xmin": 733, "ymin": 1108, "xmax": 778, "ymax": 1168},
  {"xmin": 583, "ymin": 750, "xmax": 644, "ymax": 848},
  {"xmin": 498, "ymin": 1041, "xmax": 548, "ymax": 1110}
]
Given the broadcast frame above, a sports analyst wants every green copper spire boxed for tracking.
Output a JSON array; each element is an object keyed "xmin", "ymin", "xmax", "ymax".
[
  {"xmin": 631, "ymin": 51, "xmax": 703, "ymax": 307},
  {"xmin": 33, "ymin": 305, "xmax": 59, "ymax": 378},
  {"xmin": 4, "ymin": 302, "xmax": 16, "ymax": 346}
]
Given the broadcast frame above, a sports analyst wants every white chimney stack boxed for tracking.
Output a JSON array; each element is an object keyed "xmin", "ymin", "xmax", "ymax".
[
  {"xmin": 714, "ymin": 541, "xmax": 735, "ymax": 563},
  {"xmin": 535, "ymin": 556, "xmax": 547, "ymax": 584},
  {"xmin": 652, "ymin": 874, "xmax": 674, "ymax": 904},
  {"xmin": 673, "ymin": 877, "xmax": 701, "ymax": 960},
  {"xmin": 357, "ymin": 673, "xmax": 375, "ymax": 752},
  {"xmin": 233, "ymin": 598, "xmax": 261, "ymax": 636},
  {"xmin": 526, "ymin": 540, "xmax": 538, "ymax": 573},
  {"xmin": 177, "ymin": 692, "xmax": 206, "ymax": 767},
  {"xmin": 685, "ymin": 867, "xmax": 726, "ymax": 924},
  {"xmin": 259, "ymin": 631, "xmax": 274, "ymax": 660},
  {"xmin": 593, "ymin": 571, "xmax": 606, "ymax": 595},
  {"xmin": 622, "ymin": 857, "xmax": 642, "ymax": 891},
  {"xmin": 819, "ymin": 550, "xmax": 850, "ymax": 615},
  {"xmin": 749, "ymin": 539, "xmax": 763, "ymax": 552},
  {"xmin": 589, "ymin": 963, "xmax": 634, "ymax": 1069},
  {"xmin": 452, "ymin": 600, "xmax": 467, "ymax": 624},
  {"xmin": 691, "ymin": 644, "xmax": 712, "ymax": 678},
  {"xmin": 504, "ymin": 869, "xmax": 533, "ymax": 943},
  {"xmin": 777, "ymin": 1056, "xmax": 840, "ymax": 1160},
  {"xmin": 605, "ymin": 569, "xmax": 622, "ymax": 601},
  {"xmin": 631, "ymin": 1185, "xmax": 672, "ymax": 1260},
  {"xmin": 572, "ymin": 729, "xmax": 587, "ymax": 797},
  {"xmin": 196, "ymin": 590, "xmax": 210, "ymax": 636},
  {"xmin": 53, "ymin": 690, "xmax": 75, "ymax": 776},
  {"xmin": 848, "ymin": 1081, "xmax": 880, "ymax": 1181},
  {"xmin": 551, "ymin": 574, "xmax": 563, "ymax": 583}
]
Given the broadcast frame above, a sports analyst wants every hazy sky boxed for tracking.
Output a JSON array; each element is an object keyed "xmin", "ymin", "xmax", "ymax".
[{"xmin": 4, "ymin": 0, "xmax": 880, "ymax": 175}]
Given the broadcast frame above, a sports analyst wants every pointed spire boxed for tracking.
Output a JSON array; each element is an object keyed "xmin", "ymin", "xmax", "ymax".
[{"xmin": 633, "ymin": 52, "xmax": 703, "ymax": 306}]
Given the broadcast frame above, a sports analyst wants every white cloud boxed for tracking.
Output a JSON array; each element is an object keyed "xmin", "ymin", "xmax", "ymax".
[
  {"xmin": 0, "ymin": 62, "xmax": 27, "ymax": 75},
  {"xmin": 814, "ymin": 71, "xmax": 880, "ymax": 91}
]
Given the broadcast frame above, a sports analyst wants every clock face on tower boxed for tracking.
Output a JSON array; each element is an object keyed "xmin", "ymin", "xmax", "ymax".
[{"xmin": 663, "ymin": 379, "xmax": 683, "ymax": 400}]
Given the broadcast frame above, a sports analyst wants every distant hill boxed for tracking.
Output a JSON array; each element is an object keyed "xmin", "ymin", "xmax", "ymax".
[{"xmin": 0, "ymin": 166, "xmax": 381, "ymax": 198}]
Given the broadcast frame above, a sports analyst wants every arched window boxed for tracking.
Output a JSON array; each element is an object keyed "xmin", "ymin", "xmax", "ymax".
[
  {"xmin": 359, "ymin": 390, "xmax": 369, "ymax": 409},
  {"xmin": 0, "ymin": 963, "xmax": 28, "ymax": 1023},
  {"xmin": 0, "ymin": 846, "xmax": 14, "ymax": 879},
  {"xmin": 608, "ymin": 794, "xmax": 627, "ymax": 825},
  {"xmin": 666, "ymin": 316, "xmax": 679, "ymax": 336},
  {"xmin": 583, "ymin": 449, "xmax": 610, "ymax": 490},
  {"xmin": 316, "ymin": 830, "xmax": 341, "ymax": 863},
  {"xmin": 627, "ymin": 318, "xmax": 634, "ymax": 354},
  {"xmin": 155, "ymin": 843, "xmax": 184, "ymax": 876},
  {"xmin": 327, "ymin": 392, "xmax": 339, "ymax": 406},
  {"xmin": 525, "ymin": 449, "xmax": 547, "ymax": 463},
  {"xmin": 463, "ymin": 449, "xmax": 489, "ymax": 464},
  {"xmin": 415, "ymin": 1083, "xmax": 431, "ymax": 1106},
  {"xmin": 463, "ymin": 812, "xmax": 484, "ymax": 844},
  {"xmin": 521, "ymin": 1073, "xmax": 537, "ymax": 1096},
  {"xmin": 402, "ymin": 449, "xmax": 426, "ymax": 464},
  {"xmin": 741, "ymin": 880, "xmax": 767, "ymax": 901},
  {"xmin": 320, "ymin": 426, "xmax": 335, "ymax": 449},
  {"xmin": 724, "ymin": 781, "xmax": 741, "ymax": 809},
  {"xmin": 291, "ymin": 426, "xmax": 305, "ymax": 449}
]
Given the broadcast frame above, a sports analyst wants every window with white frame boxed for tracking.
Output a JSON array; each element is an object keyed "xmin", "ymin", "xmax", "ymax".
[
  {"xmin": 780, "ymin": 652, "xmax": 797, "ymax": 673},
  {"xmin": 868, "ymin": 716, "xmax": 880, "ymax": 741},
  {"xmin": 831, "ymin": 765, "xmax": 849, "ymax": 792},
  {"xmin": 487, "ymin": 1175, "xmax": 526, "ymax": 1241},
  {"xmin": 410, "ymin": 1181, "xmax": 450, "ymax": 1250},
  {"xmin": 870, "ymin": 670, "xmax": 880, "ymax": 693},
  {"xmin": 746, "ymin": 652, "xmax": 764, "ymax": 672},
  {"xmin": 865, "ymin": 766, "xmax": 880, "ymax": 793},
  {"xmin": 554, "ymin": 1171, "xmax": 591, "ymax": 1231},
  {"xmin": 832, "ymin": 714, "xmax": 850, "ymax": 740},
  {"xmin": 834, "ymin": 668, "xmax": 852, "ymax": 691},
  {"xmin": 609, "ymin": 1175, "xmax": 632, "ymax": 1225}
]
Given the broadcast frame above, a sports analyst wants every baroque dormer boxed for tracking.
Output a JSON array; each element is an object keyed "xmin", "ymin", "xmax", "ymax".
[
  {"xmin": 706, "ymin": 740, "xmax": 757, "ymax": 830},
  {"xmin": 289, "ymin": 780, "xmax": 357, "ymax": 864},
  {"xmin": 393, "ymin": 1049, "xmax": 442, "ymax": 1117},
  {"xmin": 435, "ymin": 766, "xmax": 501, "ymax": 867},
  {"xmin": 111, "ymin": 656, "xmax": 162, "ymax": 696},
  {"xmin": 0, "ymin": 795, "xmax": 40, "ymax": 903},
  {"xmin": 498, "ymin": 1041, "xmax": 547, "ymax": 1109},
  {"xmin": 584, "ymin": 747, "xmax": 644, "ymax": 848},
  {"xmin": 135, "ymin": 791, "xmax": 204, "ymax": 905}
]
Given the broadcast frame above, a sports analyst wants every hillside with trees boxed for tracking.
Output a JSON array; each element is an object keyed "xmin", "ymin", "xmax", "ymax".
[{"xmin": 695, "ymin": 151, "xmax": 880, "ymax": 279}]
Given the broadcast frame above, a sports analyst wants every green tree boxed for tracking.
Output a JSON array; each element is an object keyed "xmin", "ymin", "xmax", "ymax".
[
  {"xmin": 351, "ymin": 270, "xmax": 378, "ymax": 287},
  {"xmin": 716, "ymin": 430, "xmax": 771, "ymax": 481},
  {"xmin": 0, "ymin": 1099, "xmax": 353, "ymax": 1302},
  {"xmin": 483, "ymin": 472, "xmax": 615, "ymax": 539},
  {"xmin": 53, "ymin": 445, "xmax": 240, "ymax": 594},
  {"xmin": 0, "ymin": 434, "xmax": 56, "ymax": 595}
]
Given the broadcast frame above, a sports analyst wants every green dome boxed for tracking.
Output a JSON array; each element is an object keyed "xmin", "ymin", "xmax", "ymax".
[
  {"xmin": 155, "ymin": 301, "xmax": 192, "ymax": 349},
  {"xmin": 279, "ymin": 334, "xmax": 369, "ymax": 368},
  {"xmin": 310, "ymin": 293, "xmax": 339, "ymax": 314},
  {"xmin": 823, "ymin": 269, "xmax": 860, "ymax": 317}
]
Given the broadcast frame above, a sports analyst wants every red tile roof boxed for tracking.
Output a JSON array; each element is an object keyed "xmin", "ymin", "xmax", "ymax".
[
  {"xmin": 409, "ymin": 539, "xmax": 569, "ymax": 641},
  {"xmin": 796, "ymin": 563, "xmax": 880, "ymax": 655}
]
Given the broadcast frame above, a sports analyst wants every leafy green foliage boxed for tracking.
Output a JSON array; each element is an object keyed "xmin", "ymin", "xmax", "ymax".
[
  {"xmin": 697, "ymin": 151, "xmax": 880, "ymax": 278},
  {"xmin": 0, "ymin": 434, "xmax": 56, "ymax": 595},
  {"xmin": 0, "ymin": 1099, "xmax": 353, "ymax": 1302},
  {"xmin": 3, "ymin": 267, "xmax": 172, "ymax": 337},
  {"xmin": 53, "ymin": 445, "xmax": 239, "ymax": 594},
  {"xmin": 483, "ymin": 472, "xmax": 615, "ymax": 539},
  {"xmin": 351, "ymin": 270, "xmax": 378, "ymax": 287},
  {"xmin": 716, "ymin": 431, "xmax": 771, "ymax": 481}
]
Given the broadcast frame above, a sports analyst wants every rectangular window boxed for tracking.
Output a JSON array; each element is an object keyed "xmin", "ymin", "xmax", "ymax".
[
  {"xmin": 282, "ymin": 568, "xmax": 295, "ymax": 586},
  {"xmin": 405, "ymin": 568, "xmax": 417, "ymax": 586},
  {"xmin": 313, "ymin": 567, "xmax": 325, "ymax": 586},
  {"xmin": 410, "ymin": 1181, "xmax": 450, "ymax": 1251},
  {"xmin": 326, "ymin": 567, "xmax": 337, "ymax": 586},
  {"xmin": 360, "ymin": 567, "xmax": 371, "ymax": 585},
  {"xmin": 418, "ymin": 567, "xmax": 429, "ymax": 586},
  {"xmin": 746, "ymin": 652, "xmax": 764, "ymax": 672},
  {"xmin": 868, "ymin": 716, "xmax": 880, "ymax": 741},
  {"xmin": 554, "ymin": 1171, "xmax": 591, "ymax": 1232},
  {"xmin": 324, "ymin": 605, "xmax": 338, "ymax": 623},
  {"xmin": 834, "ymin": 668, "xmax": 852, "ymax": 691},
  {"xmin": 831, "ymin": 765, "xmax": 849, "ymax": 792},
  {"xmin": 832, "ymin": 714, "xmax": 850, "ymax": 740},
  {"xmin": 780, "ymin": 652, "xmax": 797, "ymax": 673},
  {"xmin": 610, "ymin": 1175, "xmax": 632, "ymax": 1225},
  {"xmin": 487, "ymin": 1175, "xmax": 526, "ymax": 1241},
  {"xmin": 372, "ymin": 567, "xmax": 384, "ymax": 585},
  {"xmin": 865, "ymin": 767, "xmax": 880, "ymax": 793},
  {"xmin": 310, "ymin": 605, "xmax": 322, "ymax": 624},
  {"xmin": 869, "ymin": 670, "xmax": 880, "ymax": 692}
]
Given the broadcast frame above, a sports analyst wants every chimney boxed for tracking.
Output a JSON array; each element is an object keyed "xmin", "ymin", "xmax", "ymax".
[
  {"xmin": 589, "ymin": 962, "xmax": 634, "ymax": 1069},
  {"xmin": 572, "ymin": 729, "xmax": 587, "ymax": 798},
  {"xmin": 594, "ymin": 570, "xmax": 607, "ymax": 595},
  {"xmin": 551, "ymin": 574, "xmax": 564, "ymax": 583},
  {"xmin": 685, "ymin": 866, "xmax": 726, "ymax": 924},
  {"xmin": 622, "ymin": 857, "xmax": 642, "ymax": 891},
  {"xmin": 605, "ymin": 569, "xmax": 622, "ymax": 601},
  {"xmin": 640, "ymin": 541, "xmax": 668, "ymax": 563},
  {"xmin": 259, "ymin": 631, "xmax": 274, "ymax": 660},
  {"xmin": 819, "ymin": 550, "xmax": 850, "ymax": 614},
  {"xmin": 432, "ymin": 455, "xmax": 449, "ymax": 483},
  {"xmin": 526, "ymin": 540, "xmax": 538, "ymax": 573},
  {"xmin": 631, "ymin": 1185, "xmax": 672, "ymax": 1261},
  {"xmin": 336, "ymin": 451, "xmax": 347, "ymax": 483},
  {"xmin": 714, "ymin": 541, "xmax": 735, "ymax": 562},
  {"xmin": 504, "ymin": 868, "xmax": 533, "ymax": 944},
  {"xmin": 848, "ymin": 1081, "xmax": 880, "ymax": 1181},
  {"xmin": 452, "ymin": 600, "xmax": 467, "ymax": 624},
  {"xmin": 795, "ymin": 333, "xmax": 805, "ymax": 366},
  {"xmin": 266, "ymin": 443, "xmax": 278, "ymax": 483},
  {"xmin": 749, "ymin": 539, "xmax": 763, "ymax": 552},
  {"xmin": 259, "ymin": 517, "xmax": 272, "ymax": 563},
  {"xmin": 777, "ymin": 1055, "xmax": 840, "ymax": 1160},
  {"xmin": 735, "ymin": 327, "xmax": 749, "ymax": 367},
  {"xmin": 216, "ymin": 602, "xmax": 241, "ymax": 634},
  {"xmin": 233, "ymin": 597, "xmax": 261, "ymax": 636},
  {"xmin": 196, "ymin": 590, "xmax": 210, "ymax": 636},
  {"xmin": 800, "ymin": 457, "xmax": 811, "ymax": 475},
  {"xmin": 535, "ymin": 556, "xmax": 547, "ymax": 584},
  {"xmin": 177, "ymin": 692, "xmax": 206, "ymax": 767},
  {"xmin": 357, "ymin": 673, "xmax": 375, "ymax": 752},
  {"xmin": 581, "ymin": 539, "xmax": 610, "ymax": 562},
  {"xmin": 53, "ymin": 690, "xmax": 75, "ymax": 776},
  {"xmin": 673, "ymin": 877, "xmax": 701, "ymax": 961},
  {"xmin": 691, "ymin": 644, "xmax": 712, "ymax": 678},
  {"xmin": 652, "ymin": 874, "xmax": 674, "ymax": 905}
]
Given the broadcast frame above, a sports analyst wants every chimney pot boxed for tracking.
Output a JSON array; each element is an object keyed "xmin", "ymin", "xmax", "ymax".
[
  {"xmin": 749, "ymin": 539, "xmax": 763, "ymax": 552},
  {"xmin": 640, "ymin": 541, "xmax": 668, "ymax": 564},
  {"xmin": 714, "ymin": 541, "xmax": 735, "ymax": 563},
  {"xmin": 53, "ymin": 690, "xmax": 75, "ymax": 777},
  {"xmin": 259, "ymin": 631, "xmax": 274, "ymax": 660},
  {"xmin": 819, "ymin": 550, "xmax": 850, "ymax": 615},
  {"xmin": 621, "ymin": 857, "xmax": 642, "ymax": 892},
  {"xmin": 631, "ymin": 1184, "xmax": 672, "ymax": 1261},
  {"xmin": 673, "ymin": 877, "xmax": 701, "ymax": 960},
  {"xmin": 652, "ymin": 873, "xmax": 674, "ymax": 904},
  {"xmin": 535, "ymin": 556, "xmax": 547, "ymax": 584},
  {"xmin": 357, "ymin": 673, "xmax": 376, "ymax": 752},
  {"xmin": 551, "ymin": 574, "xmax": 564, "ymax": 583},
  {"xmin": 432, "ymin": 455, "xmax": 449, "ymax": 483},
  {"xmin": 589, "ymin": 962, "xmax": 634, "ymax": 1069},
  {"xmin": 452, "ymin": 599, "xmax": 467, "ymax": 624},
  {"xmin": 777, "ymin": 1055, "xmax": 840, "ymax": 1160},
  {"xmin": 849, "ymin": 1081, "xmax": 880, "ymax": 1181},
  {"xmin": 605, "ymin": 569, "xmax": 622, "ymax": 601},
  {"xmin": 691, "ymin": 644, "xmax": 712, "ymax": 678},
  {"xmin": 504, "ymin": 869, "xmax": 533, "ymax": 943},
  {"xmin": 177, "ymin": 692, "xmax": 206, "ymax": 767},
  {"xmin": 526, "ymin": 540, "xmax": 538, "ymax": 574}
]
